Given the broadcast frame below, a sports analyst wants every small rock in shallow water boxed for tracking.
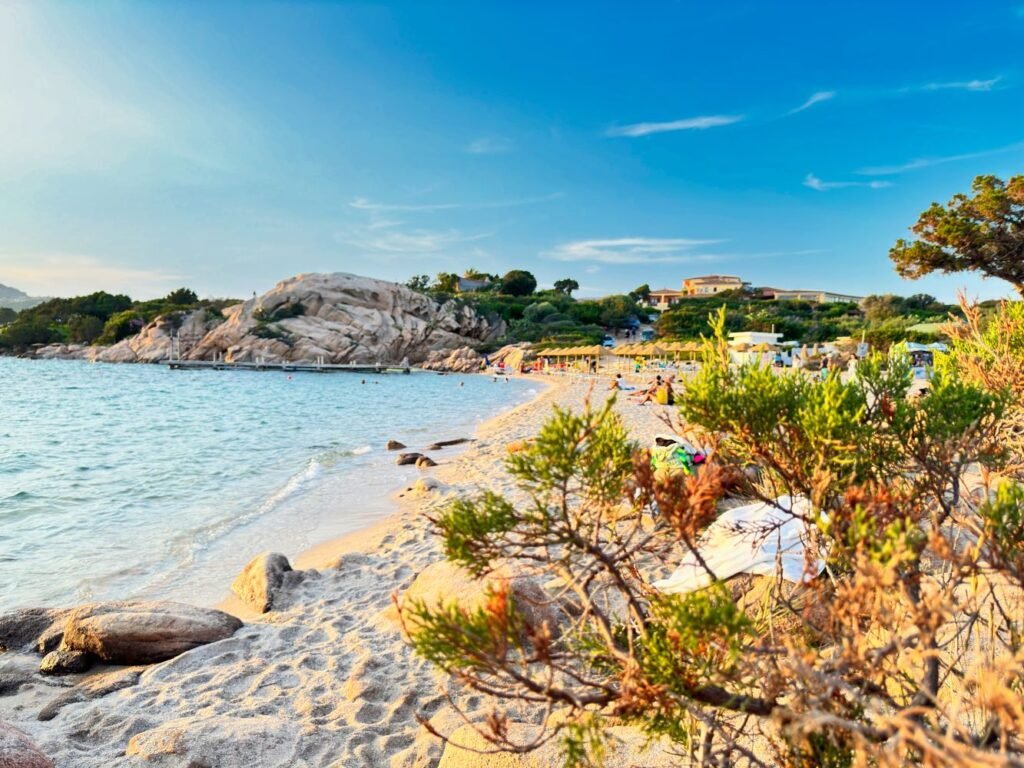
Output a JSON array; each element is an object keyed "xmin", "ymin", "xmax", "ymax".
[
  {"xmin": 425, "ymin": 438, "xmax": 471, "ymax": 450},
  {"xmin": 395, "ymin": 452, "xmax": 422, "ymax": 466},
  {"xmin": 386, "ymin": 439, "xmax": 406, "ymax": 450},
  {"xmin": 39, "ymin": 649, "xmax": 94, "ymax": 676}
]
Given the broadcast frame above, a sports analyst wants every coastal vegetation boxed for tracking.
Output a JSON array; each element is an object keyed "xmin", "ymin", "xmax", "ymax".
[
  {"xmin": 0, "ymin": 289, "xmax": 235, "ymax": 351},
  {"xmin": 406, "ymin": 307, "xmax": 1024, "ymax": 767},
  {"xmin": 654, "ymin": 291, "xmax": 957, "ymax": 346},
  {"xmin": 890, "ymin": 173, "xmax": 1024, "ymax": 296}
]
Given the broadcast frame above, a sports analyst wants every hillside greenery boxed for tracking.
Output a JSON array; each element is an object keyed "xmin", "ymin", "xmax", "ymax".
[
  {"xmin": 654, "ymin": 290, "xmax": 959, "ymax": 346},
  {"xmin": 0, "ymin": 289, "xmax": 237, "ymax": 350},
  {"xmin": 0, "ymin": 267, "xmax": 983, "ymax": 354}
]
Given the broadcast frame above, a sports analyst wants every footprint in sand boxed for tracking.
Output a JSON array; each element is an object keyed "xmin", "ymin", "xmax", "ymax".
[{"xmin": 354, "ymin": 701, "xmax": 385, "ymax": 724}]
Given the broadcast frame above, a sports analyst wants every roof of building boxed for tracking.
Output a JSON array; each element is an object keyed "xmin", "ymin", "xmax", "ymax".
[
  {"xmin": 649, "ymin": 287, "xmax": 683, "ymax": 295},
  {"xmin": 772, "ymin": 288, "xmax": 864, "ymax": 299},
  {"xmin": 685, "ymin": 275, "xmax": 743, "ymax": 283}
]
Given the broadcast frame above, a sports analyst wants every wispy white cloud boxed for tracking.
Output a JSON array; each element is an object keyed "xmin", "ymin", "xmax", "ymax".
[
  {"xmin": 923, "ymin": 77, "xmax": 1000, "ymax": 92},
  {"xmin": 789, "ymin": 91, "xmax": 836, "ymax": 114},
  {"xmin": 466, "ymin": 137, "xmax": 514, "ymax": 154},
  {"xmin": 855, "ymin": 140, "xmax": 1024, "ymax": 175},
  {"xmin": 544, "ymin": 237, "xmax": 725, "ymax": 264},
  {"xmin": 349, "ymin": 192, "xmax": 562, "ymax": 212},
  {"xmin": 606, "ymin": 115, "xmax": 744, "ymax": 138},
  {"xmin": 804, "ymin": 173, "xmax": 892, "ymax": 191},
  {"xmin": 342, "ymin": 227, "xmax": 491, "ymax": 255}
]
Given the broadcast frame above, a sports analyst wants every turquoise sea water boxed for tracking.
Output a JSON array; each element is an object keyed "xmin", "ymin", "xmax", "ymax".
[{"xmin": 0, "ymin": 359, "xmax": 537, "ymax": 612}]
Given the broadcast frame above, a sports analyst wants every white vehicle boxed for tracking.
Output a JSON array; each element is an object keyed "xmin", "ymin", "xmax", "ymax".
[{"xmin": 601, "ymin": 335, "xmax": 615, "ymax": 348}]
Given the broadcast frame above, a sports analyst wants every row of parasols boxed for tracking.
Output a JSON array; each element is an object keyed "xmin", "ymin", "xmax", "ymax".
[
  {"xmin": 539, "ymin": 341, "xmax": 838, "ymax": 359},
  {"xmin": 540, "ymin": 341, "xmax": 703, "ymax": 358}
]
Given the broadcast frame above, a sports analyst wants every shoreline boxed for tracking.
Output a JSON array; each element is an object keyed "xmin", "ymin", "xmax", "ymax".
[
  {"xmin": 215, "ymin": 372, "xmax": 562, "ymax": 619},
  {"xmin": 0, "ymin": 372, "xmax": 677, "ymax": 768}
]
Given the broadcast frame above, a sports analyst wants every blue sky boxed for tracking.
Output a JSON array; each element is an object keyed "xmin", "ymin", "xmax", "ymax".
[{"xmin": 2, "ymin": 1, "xmax": 1023, "ymax": 301}]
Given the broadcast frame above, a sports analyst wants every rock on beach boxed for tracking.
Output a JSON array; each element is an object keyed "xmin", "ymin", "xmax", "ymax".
[
  {"xmin": 231, "ymin": 552, "xmax": 298, "ymax": 614},
  {"xmin": 0, "ymin": 721, "xmax": 54, "ymax": 768},
  {"xmin": 60, "ymin": 601, "xmax": 242, "ymax": 665}
]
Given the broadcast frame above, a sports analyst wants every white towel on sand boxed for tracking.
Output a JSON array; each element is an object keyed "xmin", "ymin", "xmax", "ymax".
[{"xmin": 653, "ymin": 495, "xmax": 823, "ymax": 595}]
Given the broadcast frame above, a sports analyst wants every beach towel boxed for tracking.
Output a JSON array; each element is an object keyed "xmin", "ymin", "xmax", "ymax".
[{"xmin": 652, "ymin": 495, "xmax": 823, "ymax": 595}]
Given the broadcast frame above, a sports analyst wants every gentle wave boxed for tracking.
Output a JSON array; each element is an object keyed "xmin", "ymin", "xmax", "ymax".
[{"xmin": 0, "ymin": 360, "xmax": 537, "ymax": 611}]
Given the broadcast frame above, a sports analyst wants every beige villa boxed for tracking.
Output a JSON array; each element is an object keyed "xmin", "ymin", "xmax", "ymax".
[
  {"xmin": 682, "ymin": 275, "xmax": 745, "ymax": 296},
  {"xmin": 648, "ymin": 287, "xmax": 684, "ymax": 310}
]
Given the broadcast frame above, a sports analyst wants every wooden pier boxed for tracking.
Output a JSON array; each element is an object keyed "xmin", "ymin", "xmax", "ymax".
[{"xmin": 167, "ymin": 359, "xmax": 412, "ymax": 374}]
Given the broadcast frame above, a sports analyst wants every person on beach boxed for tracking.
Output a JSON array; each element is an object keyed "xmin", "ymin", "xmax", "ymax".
[
  {"xmin": 608, "ymin": 373, "xmax": 636, "ymax": 392},
  {"xmin": 630, "ymin": 375, "xmax": 666, "ymax": 405}
]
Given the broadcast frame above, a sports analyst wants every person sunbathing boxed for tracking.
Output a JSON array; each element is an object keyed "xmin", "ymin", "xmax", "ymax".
[{"xmin": 629, "ymin": 375, "xmax": 662, "ymax": 403}]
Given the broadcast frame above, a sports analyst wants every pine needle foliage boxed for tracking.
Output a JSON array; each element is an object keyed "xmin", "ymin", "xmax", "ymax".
[{"xmin": 404, "ymin": 307, "xmax": 1024, "ymax": 768}]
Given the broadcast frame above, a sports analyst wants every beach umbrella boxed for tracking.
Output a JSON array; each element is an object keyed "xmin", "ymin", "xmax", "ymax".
[{"xmin": 750, "ymin": 342, "xmax": 776, "ymax": 352}]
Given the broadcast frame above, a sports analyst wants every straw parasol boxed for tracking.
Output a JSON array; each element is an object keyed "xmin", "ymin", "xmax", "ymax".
[{"xmin": 750, "ymin": 342, "xmax": 777, "ymax": 353}]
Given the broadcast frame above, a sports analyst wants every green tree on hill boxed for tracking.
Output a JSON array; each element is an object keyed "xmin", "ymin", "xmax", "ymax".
[
  {"xmin": 68, "ymin": 314, "xmax": 105, "ymax": 344},
  {"xmin": 630, "ymin": 283, "xmax": 651, "ymax": 303},
  {"xmin": 499, "ymin": 270, "xmax": 537, "ymax": 296},
  {"xmin": 165, "ymin": 287, "xmax": 198, "ymax": 305},
  {"xmin": 553, "ymin": 278, "xmax": 579, "ymax": 296},
  {"xmin": 406, "ymin": 275, "xmax": 431, "ymax": 292},
  {"xmin": 433, "ymin": 272, "xmax": 460, "ymax": 293},
  {"xmin": 890, "ymin": 173, "xmax": 1024, "ymax": 295}
]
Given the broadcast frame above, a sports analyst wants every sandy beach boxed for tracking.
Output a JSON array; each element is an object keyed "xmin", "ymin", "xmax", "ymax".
[{"xmin": 0, "ymin": 373, "xmax": 678, "ymax": 767}]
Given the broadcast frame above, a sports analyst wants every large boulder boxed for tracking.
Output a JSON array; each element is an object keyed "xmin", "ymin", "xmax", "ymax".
[
  {"xmin": 487, "ymin": 343, "xmax": 533, "ymax": 373},
  {"xmin": 60, "ymin": 601, "xmax": 242, "ymax": 665},
  {"xmin": 181, "ymin": 273, "xmax": 505, "ymax": 365},
  {"xmin": 420, "ymin": 346, "xmax": 485, "ymax": 373},
  {"xmin": 30, "ymin": 344, "xmax": 91, "ymax": 361},
  {"xmin": 399, "ymin": 562, "xmax": 559, "ymax": 638},
  {"xmin": 0, "ymin": 721, "xmax": 54, "ymax": 768},
  {"xmin": 437, "ymin": 723, "xmax": 677, "ymax": 768},
  {"xmin": 96, "ymin": 308, "xmax": 221, "ymax": 364},
  {"xmin": 231, "ymin": 552, "xmax": 298, "ymax": 613}
]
